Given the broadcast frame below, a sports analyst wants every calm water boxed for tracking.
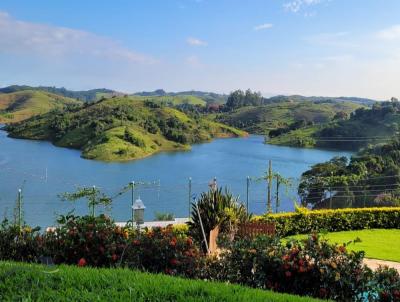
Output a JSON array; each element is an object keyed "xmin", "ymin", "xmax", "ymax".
[{"xmin": 0, "ymin": 128, "xmax": 352, "ymax": 228}]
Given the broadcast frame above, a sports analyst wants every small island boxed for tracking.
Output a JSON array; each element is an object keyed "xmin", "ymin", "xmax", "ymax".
[{"xmin": 5, "ymin": 97, "xmax": 246, "ymax": 161}]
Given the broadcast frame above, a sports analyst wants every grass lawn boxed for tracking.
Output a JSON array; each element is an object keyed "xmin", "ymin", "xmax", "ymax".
[
  {"xmin": 287, "ymin": 229, "xmax": 400, "ymax": 262},
  {"xmin": 0, "ymin": 261, "xmax": 323, "ymax": 302}
]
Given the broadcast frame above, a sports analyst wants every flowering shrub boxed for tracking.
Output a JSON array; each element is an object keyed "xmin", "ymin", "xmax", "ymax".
[
  {"xmin": 0, "ymin": 219, "xmax": 41, "ymax": 262},
  {"xmin": 123, "ymin": 226, "xmax": 201, "ymax": 277},
  {"xmin": 41, "ymin": 214, "xmax": 128, "ymax": 267},
  {"xmin": 369, "ymin": 266, "xmax": 400, "ymax": 301},
  {"xmin": 202, "ymin": 234, "xmax": 371, "ymax": 301}
]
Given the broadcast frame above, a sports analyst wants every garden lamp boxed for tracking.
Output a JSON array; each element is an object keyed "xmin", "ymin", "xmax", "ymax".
[{"xmin": 132, "ymin": 197, "xmax": 145, "ymax": 227}]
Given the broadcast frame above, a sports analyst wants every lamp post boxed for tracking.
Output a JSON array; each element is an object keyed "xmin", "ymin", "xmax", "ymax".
[{"xmin": 132, "ymin": 197, "xmax": 145, "ymax": 232}]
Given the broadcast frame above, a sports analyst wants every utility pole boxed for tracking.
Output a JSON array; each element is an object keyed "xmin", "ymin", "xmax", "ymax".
[
  {"xmin": 267, "ymin": 160, "xmax": 272, "ymax": 213},
  {"xmin": 188, "ymin": 177, "xmax": 192, "ymax": 219},
  {"xmin": 329, "ymin": 172, "xmax": 333, "ymax": 209},
  {"xmin": 246, "ymin": 176, "xmax": 250, "ymax": 213},
  {"xmin": 17, "ymin": 188, "xmax": 22, "ymax": 230},
  {"xmin": 92, "ymin": 185, "xmax": 96, "ymax": 217},
  {"xmin": 363, "ymin": 185, "xmax": 367, "ymax": 208},
  {"xmin": 275, "ymin": 175, "xmax": 280, "ymax": 213},
  {"xmin": 131, "ymin": 181, "xmax": 135, "ymax": 228}
]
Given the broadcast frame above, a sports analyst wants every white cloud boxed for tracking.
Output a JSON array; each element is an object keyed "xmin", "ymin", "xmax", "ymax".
[
  {"xmin": 186, "ymin": 37, "xmax": 207, "ymax": 46},
  {"xmin": 284, "ymin": 0, "xmax": 327, "ymax": 13},
  {"xmin": 0, "ymin": 11, "xmax": 156, "ymax": 64},
  {"xmin": 377, "ymin": 25, "xmax": 400, "ymax": 41},
  {"xmin": 254, "ymin": 23, "xmax": 273, "ymax": 31}
]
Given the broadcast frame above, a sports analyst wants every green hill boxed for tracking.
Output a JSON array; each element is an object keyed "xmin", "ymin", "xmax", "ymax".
[
  {"xmin": 0, "ymin": 85, "xmax": 120, "ymax": 102},
  {"xmin": 131, "ymin": 95, "xmax": 207, "ymax": 106},
  {"xmin": 216, "ymin": 100, "xmax": 363, "ymax": 134},
  {"xmin": 0, "ymin": 90, "xmax": 80, "ymax": 123},
  {"xmin": 134, "ymin": 90, "xmax": 227, "ymax": 104},
  {"xmin": 269, "ymin": 100, "xmax": 400, "ymax": 150},
  {"xmin": 5, "ymin": 97, "xmax": 246, "ymax": 161}
]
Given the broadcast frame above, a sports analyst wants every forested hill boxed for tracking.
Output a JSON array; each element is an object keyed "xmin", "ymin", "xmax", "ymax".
[
  {"xmin": 0, "ymin": 90, "xmax": 80, "ymax": 123},
  {"xmin": 268, "ymin": 100, "xmax": 400, "ymax": 150},
  {"xmin": 298, "ymin": 137, "xmax": 400, "ymax": 210},
  {"xmin": 215, "ymin": 98, "xmax": 363, "ymax": 134},
  {"xmin": 134, "ymin": 90, "xmax": 227, "ymax": 104},
  {"xmin": 0, "ymin": 85, "xmax": 121, "ymax": 102},
  {"xmin": 5, "ymin": 96, "xmax": 245, "ymax": 161}
]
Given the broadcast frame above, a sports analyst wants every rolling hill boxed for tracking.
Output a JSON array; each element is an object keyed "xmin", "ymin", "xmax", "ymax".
[
  {"xmin": 0, "ymin": 90, "xmax": 81, "ymax": 123},
  {"xmin": 268, "ymin": 100, "xmax": 400, "ymax": 150},
  {"xmin": 0, "ymin": 85, "xmax": 121, "ymax": 102},
  {"xmin": 5, "ymin": 97, "xmax": 246, "ymax": 161},
  {"xmin": 215, "ymin": 100, "xmax": 364, "ymax": 135}
]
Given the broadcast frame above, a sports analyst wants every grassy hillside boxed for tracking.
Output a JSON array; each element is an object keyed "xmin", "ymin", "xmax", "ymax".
[
  {"xmin": 0, "ymin": 90, "xmax": 80, "ymax": 123},
  {"xmin": 0, "ymin": 85, "xmax": 120, "ymax": 102},
  {"xmin": 269, "ymin": 101, "xmax": 400, "ymax": 149},
  {"xmin": 5, "ymin": 97, "xmax": 246, "ymax": 161},
  {"xmin": 131, "ymin": 94, "xmax": 207, "ymax": 106},
  {"xmin": 216, "ymin": 100, "xmax": 363, "ymax": 134},
  {"xmin": 0, "ymin": 262, "xmax": 321, "ymax": 302},
  {"xmin": 134, "ymin": 90, "xmax": 227, "ymax": 104}
]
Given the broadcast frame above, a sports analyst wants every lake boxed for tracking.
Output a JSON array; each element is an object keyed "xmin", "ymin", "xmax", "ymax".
[{"xmin": 0, "ymin": 128, "xmax": 352, "ymax": 228}]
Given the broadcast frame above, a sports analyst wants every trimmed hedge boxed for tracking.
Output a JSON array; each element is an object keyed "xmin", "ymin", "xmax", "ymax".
[{"xmin": 254, "ymin": 207, "xmax": 400, "ymax": 237}]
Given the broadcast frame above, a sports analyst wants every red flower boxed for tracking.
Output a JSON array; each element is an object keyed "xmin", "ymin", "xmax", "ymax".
[
  {"xmin": 112, "ymin": 254, "xmax": 118, "ymax": 261},
  {"xmin": 170, "ymin": 238, "xmax": 177, "ymax": 247},
  {"xmin": 99, "ymin": 246, "xmax": 105, "ymax": 254},
  {"xmin": 133, "ymin": 240, "xmax": 140, "ymax": 246},
  {"xmin": 78, "ymin": 258, "xmax": 87, "ymax": 267},
  {"xmin": 319, "ymin": 288, "xmax": 328, "ymax": 298},
  {"xmin": 285, "ymin": 271, "xmax": 292, "ymax": 278},
  {"xmin": 169, "ymin": 258, "xmax": 179, "ymax": 266},
  {"xmin": 186, "ymin": 237, "xmax": 193, "ymax": 246}
]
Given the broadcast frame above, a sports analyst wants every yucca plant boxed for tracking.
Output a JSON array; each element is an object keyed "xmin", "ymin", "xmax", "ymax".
[{"xmin": 187, "ymin": 187, "xmax": 250, "ymax": 252}]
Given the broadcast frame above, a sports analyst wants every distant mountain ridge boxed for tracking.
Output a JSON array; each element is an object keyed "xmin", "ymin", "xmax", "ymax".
[
  {"xmin": 264, "ymin": 95, "xmax": 377, "ymax": 106},
  {"xmin": 0, "ymin": 85, "xmax": 121, "ymax": 102},
  {"xmin": 0, "ymin": 85, "xmax": 378, "ymax": 106},
  {"xmin": 134, "ymin": 89, "xmax": 228, "ymax": 104}
]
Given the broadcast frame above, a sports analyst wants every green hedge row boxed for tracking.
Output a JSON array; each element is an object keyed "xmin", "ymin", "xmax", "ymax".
[
  {"xmin": 255, "ymin": 207, "xmax": 400, "ymax": 237},
  {"xmin": 0, "ymin": 262, "xmax": 322, "ymax": 302}
]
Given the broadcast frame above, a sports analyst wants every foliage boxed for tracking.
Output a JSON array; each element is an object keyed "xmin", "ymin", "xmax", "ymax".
[
  {"xmin": 370, "ymin": 266, "xmax": 400, "ymax": 301},
  {"xmin": 298, "ymin": 138, "xmax": 400, "ymax": 209},
  {"xmin": 202, "ymin": 234, "xmax": 370, "ymax": 301},
  {"xmin": 59, "ymin": 187, "xmax": 112, "ymax": 217},
  {"xmin": 187, "ymin": 188, "xmax": 250, "ymax": 251},
  {"xmin": 0, "ymin": 219, "xmax": 41, "ymax": 262},
  {"xmin": 123, "ymin": 226, "xmax": 200, "ymax": 277},
  {"xmin": 0, "ymin": 262, "xmax": 323, "ymax": 302},
  {"xmin": 154, "ymin": 212, "xmax": 175, "ymax": 221},
  {"xmin": 316, "ymin": 100, "xmax": 400, "ymax": 150},
  {"xmin": 255, "ymin": 207, "xmax": 400, "ymax": 237},
  {"xmin": 225, "ymin": 89, "xmax": 263, "ymax": 110},
  {"xmin": 41, "ymin": 214, "xmax": 128, "ymax": 267}
]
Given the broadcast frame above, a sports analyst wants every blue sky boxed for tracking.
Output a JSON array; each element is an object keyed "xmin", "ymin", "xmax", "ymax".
[{"xmin": 1, "ymin": 0, "xmax": 400, "ymax": 99}]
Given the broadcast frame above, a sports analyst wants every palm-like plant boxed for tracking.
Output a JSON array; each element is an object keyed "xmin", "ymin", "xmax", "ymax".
[{"xmin": 187, "ymin": 187, "xmax": 249, "ymax": 251}]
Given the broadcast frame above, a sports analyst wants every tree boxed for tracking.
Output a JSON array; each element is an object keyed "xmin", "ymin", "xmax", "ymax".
[{"xmin": 60, "ymin": 186, "xmax": 112, "ymax": 217}]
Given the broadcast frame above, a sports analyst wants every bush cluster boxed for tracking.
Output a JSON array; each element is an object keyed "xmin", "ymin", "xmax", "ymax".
[
  {"xmin": 202, "ymin": 234, "xmax": 370, "ymax": 301},
  {"xmin": 1, "ymin": 215, "xmax": 399, "ymax": 301},
  {"xmin": 255, "ymin": 207, "xmax": 400, "ymax": 237}
]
